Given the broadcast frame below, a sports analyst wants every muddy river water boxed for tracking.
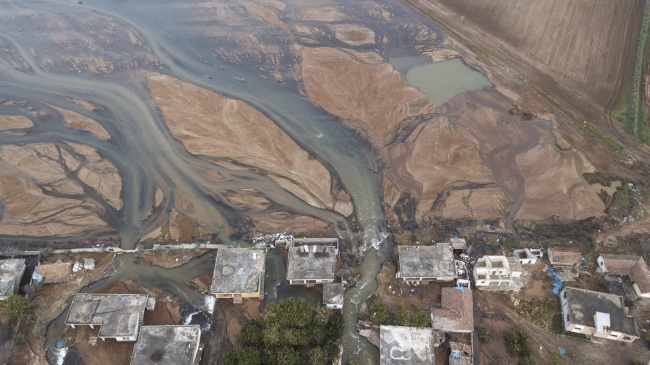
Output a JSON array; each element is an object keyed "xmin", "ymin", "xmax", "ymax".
[{"xmin": 0, "ymin": 0, "xmax": 548, "ymax": 363}]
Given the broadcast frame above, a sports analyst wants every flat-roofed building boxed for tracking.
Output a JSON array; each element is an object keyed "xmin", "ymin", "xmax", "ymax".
[
  {"xmin": 211, "ymin": 248, "xmax": 266, "ymax": 303},
  {"xmin": 65, "ymin": 293, "xmax": 150, "ymax": 341},
  {"xmin": 323, "ymin": 283, "xmax": 344, "ymax": 310},
  {"xmin": 0, "ymin": 259, "xmax": 26, "ymax": 300},
  {"xmin": 548, "ymin": 248, "xmax": 582, "ymax": 266},
  {"xmin": 286, "ymin": 238, "xmax": 338, "ymax": 286},
  {"xmin": 598, "ymin": 254, "xmax": 650, "ymax": 299},
  {"xmin": 130, "ymin": 325, "xmax": 202, "ymax": 365},
  {"xmin": 431, "ymin": 287, "xmax": 474, "ymax": 333},
  {"xmin": 397, "ymin": 244, "xmax": 456, "ymax": 283},
  {"xmin": 379, "ymin": 325, "xmax": 434, "ymax": 365},
  {"xmin": 560, "ymin": 287, "xmax": 638, "ymax": 342}
]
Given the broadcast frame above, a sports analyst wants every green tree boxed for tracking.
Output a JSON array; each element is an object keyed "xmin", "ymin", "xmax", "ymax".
[
  {"xmin": 238, "ymin": 347, "xmax": 262, "ymax": 365},
  {"xmin": 479, "ymin": 329, "xmax": 491, "ymax": 343},
  {"xmin": 411, "ymin": 312, "xmax": 430, "ymax": 328},
  {"xmin": 369, "ymin": 301, "xmax": 389, "ymax": 325},
  {"xmin": 241, "ymin": 319, "xmax": 263, "ymax": 347},
  {"xmin": 263, "ymin": 297, "xmax": 313, "ymax": 329},
  {"xmin": 307, "ymin": 346, "xmax": 328, "ymax": 365},
  {"xmin": 519, "ymin": 356, "xmax": 538, "ymax": 365},
  {"xmin": 505, "ymin": 330, "xmax": 521, "ymax": 355},
  {"xmin": 264, "ymin": 346, "xmax": 303, "ymax": 365},
  {"xmin": 222, "ymin": 350, "xmax": 239, "ymax": 365},
  {"xmin": 393, "ymin": 307, "xmax": 411, "ymax": 326},
  {"xmin": 0, "ymin": 295, "xmax": 34, "ymax": 321}
]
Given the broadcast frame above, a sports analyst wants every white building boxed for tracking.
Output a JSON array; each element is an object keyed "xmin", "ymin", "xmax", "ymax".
[{"xmin": 473, "ymin": 256, "xmax": 521, "ymax": 289}]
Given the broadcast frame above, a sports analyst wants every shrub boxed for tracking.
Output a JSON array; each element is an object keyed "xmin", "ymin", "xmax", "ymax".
[
  {"xmin": 14, "ymin": 334, "xmax": 27, "ymax": 343},
  {"xmin": 393, "ymin": 307, "xmax": 411, "ymax": 326},
  {"xmin": 222, "ymin": 350, "xmax": 239, "ymax": 365},
  {"xmin": 168, "ymin": 247, "xmax": 178, "ymax": 256},
  {"xmin": 262, "ymin": 297, "xmax": 313, "ymax": 329},
  {"xmin": 411, "ymin": 312, "xmax": 430, "ymax": 328},
  {"xmin": 519, "ymin": 356, "xmax": 538, "ymax": 365},
  {"xmin": 0, "ymin": 295, "xmax": 34, "ymax": 321},
  {"xmin": 369, "ymin": 301, "xmax": 389, "ymax": 325},
  {"xmin": 39, "ymin": 247, "xmax": 53, "ymax": 258},
  {"xmin": 479, "ymin": 329, "xmax": 491, "ymax": 343},
  {"xmin": 550, "ymin": 355, "xmax": 567, "ymax": 365}
]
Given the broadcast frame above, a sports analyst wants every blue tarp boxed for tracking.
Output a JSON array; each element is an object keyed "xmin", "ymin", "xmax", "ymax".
[
  {"xmin": 558, "ymin": 347, "xmax": 566, "ymax": 355},
  {"xmin": 455, "ymin": 285, "xmax": 465, "ymax": 293},
  {"xmin": 56, "ymin": 340, "xmax": 66, "ymax": 348},
  {"xmin": 31, "ymin": 271, "xmax": 43, "ymax": 283},
  {"xmin": 548, "ymin": 268, "xmax": 564, "ymax": 295}
]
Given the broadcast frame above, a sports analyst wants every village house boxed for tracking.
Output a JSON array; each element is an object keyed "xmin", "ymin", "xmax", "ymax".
[
  {"xmin": 598, "ymin": 254, "xmax": 650, "ymax": 299},
  {"xmin": 130, "ymin": 325, "xmax": 202, "ymax": 365},
  {"xmin": 211, "ymin": 248, "xmax": 266, "ymax": 303},
  {"xmin": 560, "ymin": 287, "xmax": 638, "ymax": 342},
  {"xmin": 379, "ymin": 325, "xmax": 434, "ymax": 365},
  {"xmin": 0, "ymin": 259, "xmax": 26, "ymax": 300},
  {"xmin": 65, "ymin": 293, "xmax": 154, "ymax": 341},
  {"xmin": 548, "ymin": 247, "xmax": 582, "ymax": 266},
  {"xmin": 285, "ymin": 238, "xmax": 339, "ymax": 286},
  {"xmin": 473, "ymin": 256, "xmax": 521, "ymax": 290},
  {"xmin": 431, "ymin": 287, "xmax": 474, "ymax": 333},
  {"xmin": 397, "ymin": 243, "xmax": 457, "ymax": 284}
]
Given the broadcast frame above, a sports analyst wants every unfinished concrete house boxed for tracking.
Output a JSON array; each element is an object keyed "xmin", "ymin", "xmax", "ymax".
[
  {"xmin": 0, "ymin": 259, "xmax": 26, "ymax": 300},
  {"xmin": 33, "ymin": 261, "xmax": 71, "ymax": 284},
  {"xmin": 379, "ymin": 325, "xmax": 434, "ymax": 365},
  {"xmin": 65, "ymin": 293, "xmax": 152, "ymax": 341},
  {"xmin": 548, "ymin": 248, "xmax": 582, "ymax": 266},
  {"xmin": 598, "ymin": 254, "xmax": 650, "ymax": 299},
  {"xmin": 397, "ymin": 243, "xmax": 456, "ymax": 284},
  {"xmin": 131, "ymin": 325, "xmax": 202, "ymax": 365},
  {"xmin": 211, "ymin": 248, "xmax": 266, "ymax": 303},
  {"xmin": 473, "ymin": 256, "xmax": 520, "ymax": 290},
  {"xmin": 431, "ymin": 287, "xmax": 474, "ymax": 333},
  {"xmin": 323, "ymin": 283, "xmax": 344, "ymax": 310},
  {"xmin": 512, "ymin": 249, "xmax": 538, "ymax": 264},
  {"xmin": 286, "ymin": 238, "xmax": 338, "ymax": 286},
  {"xmin": 560, "ymin": 287, "xmax": 638, "ymax": 342}
]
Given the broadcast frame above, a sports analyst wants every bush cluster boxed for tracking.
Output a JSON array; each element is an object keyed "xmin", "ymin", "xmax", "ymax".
[
  {"xmin": 223, "ymin": 298, "xmax": 343, "ymax": 365},
  {"xmin": 505, "ymin": 330, "xmax": 536, "ymax": 365},
  {"xmin": 392, "ymin": 307, "xmax": 429, "ymax": 328}
]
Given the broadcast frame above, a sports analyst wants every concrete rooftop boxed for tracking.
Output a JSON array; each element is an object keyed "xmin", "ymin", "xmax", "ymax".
[
  {"xmin": 397, "ymin": 244, "xmax": 455, "ymax": 279},
  {"xmin": 379, "ymin": 325, "xmax": 434, "ymax": 364},
  {"xmin": 131, "ymin": 325, "xmax": 201, "ymax": 365},
  {"xmin": 565, "ymin": 287, "xmax": 637, "ymax": 336},
  {"xmin": 0, "ymin": 259, "xmax": 25, "ymax": 298},
  {"xmin": 210, "ymin": 248, "xmax": 266, "ymax": 294},
  {"xmin": 287, "ymin": 243, "xmax": 337, "ymax": 281},
  {"xmin": 66, "ymin": 293, "xmax": 148, "ymax": 338},
  {"xmin": 323, "ymin": 283, "xmax": 344, "ymax": 306}
]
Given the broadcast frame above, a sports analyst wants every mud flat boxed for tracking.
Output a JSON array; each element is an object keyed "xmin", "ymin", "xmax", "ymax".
[
  {"xmin": 146, "ymin": 74, "xmax": 353, "ymax": 217},
  {"xmin": 300, "ymin": 47, "xmax": 437, "ymax": 147},
  {"xmin": 0, "ymin": 142, "xmax": 121, "ymax": 237}
]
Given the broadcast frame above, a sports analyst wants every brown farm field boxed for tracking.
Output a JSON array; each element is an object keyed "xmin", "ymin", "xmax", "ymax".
[{"xmin": 404, "ymin": 0, "xmax": 647, "ymax": 156}]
